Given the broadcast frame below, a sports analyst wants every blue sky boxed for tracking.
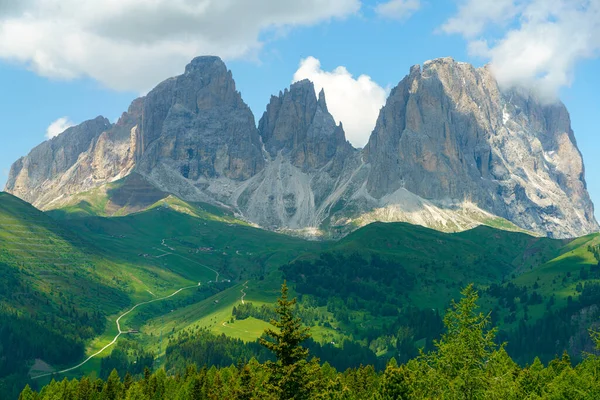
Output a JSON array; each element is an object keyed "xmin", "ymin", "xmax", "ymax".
[{"xmin": 1, "ymin": 0, "xmax": 599, "ymax": 217}]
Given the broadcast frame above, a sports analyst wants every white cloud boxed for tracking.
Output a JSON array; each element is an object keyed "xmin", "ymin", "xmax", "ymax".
[
  {"xmin": 0, "ymin": 0, "xmax": 360, "ymax": 92},
  {"xmin": 441, "ymin": 0, "xmax": 520, "ymax": 38},
  {"xmin": 293, "ymin": 56, "xmax": 387, "ymax": 148},
  {"xmin": 375, "ymin": 0, "xmax": 421, "ymax": 20},
  {"xmin": 46, "ymin": 117, "xmax": 75, "ymax": 139},
  {"xmin": 442, "ymin": 0, "xmax": 600, "ymax": 101}
]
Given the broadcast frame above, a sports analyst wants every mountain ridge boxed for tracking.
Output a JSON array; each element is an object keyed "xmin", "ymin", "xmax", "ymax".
[{"xmin": 5, "ymin": 56, "xmax": 598, "ymax": 238}]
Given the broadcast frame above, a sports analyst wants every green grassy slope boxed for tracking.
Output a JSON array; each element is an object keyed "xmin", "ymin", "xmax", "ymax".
[
  {"xmin": 0, "ymin": 192, "xmax": 128, "ymax": 314},
  {"xmin": 0, "ymin": 193, "xmax": 129, "ymax": 396},
  {"xmin": 107, "ymin": 220, "xmax": 588, "ymax": 360},
  {"xmin": 45, "ymin": 173, "xmax": 169, "ymax": 219},
  {"xmin": 62, "ymin": 205, "xmax": 322, "ymax": 282},
  {"xmin": 513, "ymin": 234, "xmax": 600, "ymax": 297},
  {"xmin": 45, "ymin": 199, "xmax": 324, "ymax": 361},
  {"xmin": 3, "ymin": 188, "xmax": 600, "ymax": 395},
  {"xmin": 0, "ymin": 192, "xmax": 276, "ymax": 394},
  {"xmin": 60, "ymin": 211, "xmax": 597, "ymax": 349}
]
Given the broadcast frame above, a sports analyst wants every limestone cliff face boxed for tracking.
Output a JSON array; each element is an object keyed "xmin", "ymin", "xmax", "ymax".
[
  {"xmin": 6, "ymin": 56, "xmax": 265, "ymax": 209},
  {"xmin": 5, "ymin": 56, "xmax": 598, "ymax": 238},
  {"xmin": 137, "ymin": 56, "xmax": 264, "ymax": 183},
  {"xmin": 6, "ymin": 115, "xmax": 137, "ymax": 208},
  {"xmin": 362, "ymin": 58, "xmax": 597, "ymax": 237},
  {"xmin": 259, "ymin": 80, "xmax": 352, "ymax": 172},
  {"xmin": 232, "ymin": 80, "xmax": 359, "ymax": 229}
]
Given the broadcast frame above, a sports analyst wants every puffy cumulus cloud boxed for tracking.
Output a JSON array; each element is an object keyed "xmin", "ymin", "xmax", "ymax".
[
  {"xmin": 375, "ymin": 0, "xmax": 421, "ymax": 20},
  {"xmin": 442, "ymin": 0, "xmax": 600, "ymax": 102},
  {"xmin": 0, "ymin": 0, "xmax": 360, "ymax": 92},
  {"xmin": 45, "ymin": 117, "xmax": 75, "ymax": 139},
  {"xmin": 293, "ymin": 56, "xmax": 388, "ymax": 148}
]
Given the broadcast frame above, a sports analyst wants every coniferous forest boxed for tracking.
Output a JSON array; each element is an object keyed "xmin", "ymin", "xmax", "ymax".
[{"xmin": 21, "ymin": 283, "xmax": 600, "ymax": 399}]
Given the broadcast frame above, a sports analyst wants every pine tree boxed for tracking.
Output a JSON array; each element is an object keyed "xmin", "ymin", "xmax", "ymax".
[
  {"xmin": 376, "ymin": 358, "xmax": 411, "ymax": 400},
  {"xmin": 125, "ymin": 383, "xmax": 146, "ymax": 400},
  {"xmin": 260, "ymin": 281, "xmax": 314, "ymax": 400},
  {"xmin": 414, "ymin": 284, "xmax": 498, "ymax": 399},
  {"xmin": 78, "ymin": 377, "xmax": 93, "ymax": 400},
  {"xmin": 235, "ymin": 365, "xmax": 254, "ymax": 400},
  {"xmin": 188, "ymin": 375, "xmax": 203, "ymax": 400},
  {"xmin": 208, "ymin": 371, "xmax": 224, "ymax": 400},
  {"xmin": 18, "ymin": 384, "xmax": 34, "ymax": 400},
  {"xmin": 102, "ymin": 369, "xmax": 123, "ymax": 400},
  {"xmin": 261, "ymin": 282, "xmax": 310, "ymax": 366},
  {"xmin": 123, "ymin": 372, "xmax": 133, "ymax": 391}
]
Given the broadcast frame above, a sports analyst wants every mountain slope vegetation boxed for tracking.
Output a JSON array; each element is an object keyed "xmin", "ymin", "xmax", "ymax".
[
  {"xmin": 22, "ymin": 284, "xmax": 600, "ymax": 400},
  {"xmin": 1, "ymin": 191, "xmax": 600, "ymax": 397}
]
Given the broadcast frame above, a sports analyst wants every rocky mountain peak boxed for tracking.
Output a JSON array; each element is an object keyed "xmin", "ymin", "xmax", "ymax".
[
  {"xmin": 184, "ymin": 55, "xmax": 226, "ymax": 75},
  {"xmin": 409, "ymin": 64, "xmax": 421, "ymax": 76},
  {"xmin": 134, "ymin": 55, "xmax": 264, "ymax": 183},
  {"xmin": 258, "ymin": 79, "xmax": 352, "ymax": 171},
  {"xmin": 364, "ymin": 58, "xmax": 597, "ymax": 237},
  {"xmin": 6, "ymin": 115, "xmax": 114, "ymax": 206},
  {"xmin": 317, "ymin": 88, "xmax": 328, "ymax": 112}
]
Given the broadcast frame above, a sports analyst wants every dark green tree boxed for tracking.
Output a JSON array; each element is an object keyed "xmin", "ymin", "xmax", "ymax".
[
  {"xmin": 414, "ymin": 284, "xmax": 498, "ymax": 399},
  {"xmin": 78, "ymin": 377, "xmax": 93, "ymax": 400},
  {"xmin": 101, "ymin": 369, "xmax": 123, "ymax": 400},
  {"xmin": 376, "ymin": 358, "xmax": 412, "ymax": 400},
  {"xmin": 260, "ymin": 281, "xmax": 314, "ymax": 400},
  {"xmin": 235, "ymin": 365, "xmax": 254, "ymax": 400}
]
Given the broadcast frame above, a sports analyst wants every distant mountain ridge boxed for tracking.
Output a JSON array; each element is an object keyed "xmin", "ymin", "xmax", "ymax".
[{"xmin": 5, "ymin": 56, "xmax": 598, "ymax": 238}]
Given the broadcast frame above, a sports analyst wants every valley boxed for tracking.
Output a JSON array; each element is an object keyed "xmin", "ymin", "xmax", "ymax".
[{"xmin": 1, "ymin": 189, "xmax": 599, "ymax": 397}]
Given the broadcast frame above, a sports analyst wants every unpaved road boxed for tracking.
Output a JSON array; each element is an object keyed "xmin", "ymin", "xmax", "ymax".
[
  {"xmin": 222, "ymin": 281, "xmax": 250, "ymax": 330},
  {"xmin": 240, "ymin": 281, "xmax": 248, "ymax": 304},
  {"xmin": 32, "ymin": 284, "xmax": 199, "ymax": 379},
  {"xmin": 32, "ymin": 239, "xmax": 222, "ymax": 379}
]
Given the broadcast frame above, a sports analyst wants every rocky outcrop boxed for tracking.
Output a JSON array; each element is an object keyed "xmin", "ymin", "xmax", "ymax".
[
  {"xmin": 5, "ymin": 56, "xmax": 598, "ymax": 238},
  {"xmin": 145, "ymin": 76, "xmax": 362, "ymax": 230},
  {"xmin": 137, "ymin": 56, "xmax": 264, "ymax": 183},
  {"xmin": 259, "ymin": 80, "xmax": 352, "ymax": 171},
  {"xmin": 6, "ymin": 56, "xmax": 264, "ymax": 209},
  {"xmin": 231, "ymin": 80, "xmax": 359, "ymax": 229},
  {"xmin": 362, "ymin": 58, "xmax": 596, "ymax": 237},
  {"xmin": 6, "ymin": 116, "xmax": 137, "ymax": 208}
]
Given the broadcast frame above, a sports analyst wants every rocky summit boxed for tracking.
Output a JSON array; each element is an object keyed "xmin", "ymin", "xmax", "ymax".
[{"xmin": 5, "ymin": 56, "xmax": 598, "ymax": 238}]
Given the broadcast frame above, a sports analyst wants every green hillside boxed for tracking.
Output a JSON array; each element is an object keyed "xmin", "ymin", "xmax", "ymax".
[
  {"xmin": 323, "ymin": 222, "xmax": 565, "ymax": 307},
  {"xmin": 60, "ymin": 204, "xmax": 600, "ymax": 367},
  {"xmin": 45, "ymin": 173, "xmax": 169, "ymax": 219},
  {"xmin": 0, "ymin": 193, "xmax": 127, "ymax": 396},
  {"xmin": 52, "ymin": 203, "xmax": 600, "ymax": 365},
  {"xmin": 0, "ymin": 192, "xmax": 288, "ymax": 396},
  {"xmin": 2, "ymin": 190, "xmax": 600, "ymax": 398}
]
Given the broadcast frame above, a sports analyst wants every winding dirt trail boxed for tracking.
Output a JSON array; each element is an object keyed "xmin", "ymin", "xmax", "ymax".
[
  {"xmin": 32, "ymin": 238, "xmax": 223, "ymax": 379},
  {"xmin": 240, "ymin": 281, "xmax": 248, "ymax": 304},
  {"xmin": 222, "ymin": 281, "xmax": 250, "ymax": 331},
  {"xmin": 32, "ymin": 284, "xmax": 199, "ymax": 379}
]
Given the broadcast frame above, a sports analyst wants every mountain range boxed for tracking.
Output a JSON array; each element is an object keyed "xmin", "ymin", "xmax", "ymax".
[{"xmin": 5, "ymin": 56, "xmax": 598, "ymax": 238}]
